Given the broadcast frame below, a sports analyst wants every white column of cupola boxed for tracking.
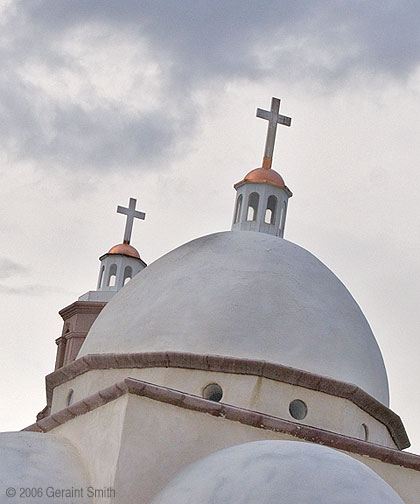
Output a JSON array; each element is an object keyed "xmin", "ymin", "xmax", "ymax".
[{"xmin": 231, "ymin": 97, "xmax": 293, "ymax": 238}]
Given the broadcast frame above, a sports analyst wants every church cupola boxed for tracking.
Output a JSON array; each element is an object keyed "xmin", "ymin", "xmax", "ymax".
[
  {"xmin": 79, "ymin": 197, "xmax": 147, "ymax": 302},
  {"xmin": 232, "ymin": 97, "xmax": 292, "ymax": 238},
  {"xmin": 49, "ymin": 198, "xmax": 147, "ymax": 374}
]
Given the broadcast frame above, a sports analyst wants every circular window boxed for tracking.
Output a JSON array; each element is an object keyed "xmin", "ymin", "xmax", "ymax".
[
  {"xmin": 202, "ymin": 383, "xmax": 223, "ymax": 402},
  {"xmin": 289, "ymin": 399, "xmax": 307, "ymax": 420},
  {"xmin": 66, "ymin": 389, "xmax": 74, "ymax": 407}
]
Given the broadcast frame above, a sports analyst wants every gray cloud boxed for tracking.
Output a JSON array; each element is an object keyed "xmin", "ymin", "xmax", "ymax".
[
  {"xmin": 0, "ymin": 282, "xmax": 75, "ymax": 296},
  {"xmin": 2, "ymin": 1, "xmax": 420, "ymax": 172},
  {"xmin": 23, "ymin": 1, "xmax": 420, "ymax": 78},
  {"xmin": 0, "ymin": 258, "xmax": 27, "ymax": 280}
]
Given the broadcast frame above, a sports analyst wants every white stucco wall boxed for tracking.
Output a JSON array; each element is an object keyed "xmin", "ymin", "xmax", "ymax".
[
  {"xmin": 151, "ymin": 440, "xmax": 405, "ymax": 504},
  {"xmin": 52, "ymin": 395, "xmax": 128, "ymax": 503},
  {"xmin": 49, "ymin": 393, "xmax": 419, "ymax": 504},
  {"xmin": 51, "ymin": 367, "xmax": 396, "ymax": 448}
]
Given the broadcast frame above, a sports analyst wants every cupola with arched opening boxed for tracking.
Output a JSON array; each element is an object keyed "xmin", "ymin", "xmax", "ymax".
[
  {"xmin": 95, "ymin": 242, "xmax": 146, "ymax": 294},
  {"xmin": 231, "ymin": 171, "xmax": 292, "ymax": 237},
  {"xmin": 79, "ymin": 197, "xmax": 147, "ymax": 302},
  {"xmin": 232, "ymin": 96, "xmax": 293, "ymax": 238}
]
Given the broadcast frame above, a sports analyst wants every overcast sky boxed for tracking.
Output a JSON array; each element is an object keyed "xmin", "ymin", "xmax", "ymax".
[{"xmin": 1, "ymin": 1, "xmax": 420, "ymax": 453}]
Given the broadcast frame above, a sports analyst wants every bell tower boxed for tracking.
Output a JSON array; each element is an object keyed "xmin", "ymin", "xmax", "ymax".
[
  {"xmin": 81, "ymin": 197, "xmax": 147, "ymax": 301},
  {"xmin": 232, "ymin": 97, "xmax": 292, "ymax": 238},
  {"xmin": 55, "ymin": 198, "xmax": 147, "ymax": 368}
]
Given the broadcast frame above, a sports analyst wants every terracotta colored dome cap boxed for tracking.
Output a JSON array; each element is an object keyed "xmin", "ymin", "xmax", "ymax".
[
  {"xmin": 108, "ymin": 242, "xmax": 140, "ymax": 259},
  {"xmin": 234, "ymin": 166, "xmax": 286, "ymax": 189}
]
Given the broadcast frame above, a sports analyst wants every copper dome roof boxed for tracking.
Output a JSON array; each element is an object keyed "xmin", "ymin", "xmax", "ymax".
[
  {"xmin": 234, "ymin": 166, "xmax": 286, "ymax": 189},
  {"xmin": 108, "ymin": 242, "xmax": 140, "ymax": 259}
]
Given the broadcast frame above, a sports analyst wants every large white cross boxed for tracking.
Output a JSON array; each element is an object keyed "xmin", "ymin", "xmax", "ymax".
[
  {"xmin": 257, "ymin": 97, "xmax": 291, "ymax": 169},
  {"xmin": 117, "ymin": 198, "xmax": 146, "ymax": 244}
]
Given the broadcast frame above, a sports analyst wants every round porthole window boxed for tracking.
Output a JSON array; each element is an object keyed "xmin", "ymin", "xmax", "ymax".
[
  {"xmin": 66, "ymin": 389, "xmax": 74, "ymax": 407},
  {"xmin": 202, "ymin": 383, "xmax": 223, "ymax": 402},
  {"xmin": 289, "ymin": 399, "xmax": 307, "ymax": 420}
]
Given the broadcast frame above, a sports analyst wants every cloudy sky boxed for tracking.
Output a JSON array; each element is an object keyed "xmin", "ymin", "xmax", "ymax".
[{"xmin": 1, "ymin": 1, "xmax": 420, "ymax": 453}]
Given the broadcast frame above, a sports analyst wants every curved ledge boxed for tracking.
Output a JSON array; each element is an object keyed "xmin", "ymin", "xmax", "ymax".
[
  {"xmin": 28, "ymin": 377, "xmax": 419, "ymax": 471},
  {"xmin": 44, "ymin": 351, "xmax": 410, "ymax": 450}
]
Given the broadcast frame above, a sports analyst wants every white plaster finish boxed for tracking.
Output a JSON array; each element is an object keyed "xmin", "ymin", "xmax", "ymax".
[
  {"xmin": 41, "ymin": 380, "xmax": 420, "ymax": 504},
  {"xmin": 231, "ymin": 182, "xmax": 290, "ymax": 237},
  {"xmin": 255, "ymin": 375, "xmax": 395, "ymax": 447},
  {"xmin": 51, "ymin": 396, "xmax": 128, "ymax": 504},
  {"xmin": 96, "ymin": 253, "xmax": 145, "ymax": 293},
  {"xmin": 105, "ymin": 394, "xmax": 420, "ymax": 503},
  {"xmin": 0, "ymin": 431, "xmax": 90, "ymax": 503},
  {"xmin": 151, "ymin": 440, "xmax": 404, "ymax": 504},
  {"xmin": 50, "ymin": 392, "xmax": 417, "ymax": 503},
  {"xmin": 353, "ymin": 454, "xmax": 420, "ymax": 504},
  {"xmin": 113, "ymin": 394, "xmax": 290, "ymax": 504},
  {"xmin": 78, "ymin": 290, "xmax": 115, "ymax": 302},
  {"xmin": 80, "ymin": 231, "xmax": 389, "ymax": 405},
  {"xmin": 50, "ymin": 367, "xmax": 396, "ymax": 448}
]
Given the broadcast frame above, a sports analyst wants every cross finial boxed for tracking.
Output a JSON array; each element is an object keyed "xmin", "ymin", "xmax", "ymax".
[
  {"xmin": 257, "ymin": 97, "xmax": 291, "ymax": 170},
  {"xmin": 116, "ymin": 198, "xmax": 146, "ymax": 244}
]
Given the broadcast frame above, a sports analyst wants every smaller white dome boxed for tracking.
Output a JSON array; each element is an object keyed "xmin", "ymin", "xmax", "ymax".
[
  {"xmin": 151, "ymin": 440, "xmax": 404, "ymax": 504},
  {"xmin": 0, "ymin": 432, "xmax": 90, "ymax": 503}
]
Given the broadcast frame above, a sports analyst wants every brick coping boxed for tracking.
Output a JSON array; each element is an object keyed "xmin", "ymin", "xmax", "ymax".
[
  {"xmin": 26, "ymin": 377, "xmax": 420, "ymax": 471},
  {"xmin": 45, "ymin": 352, "xmax": 410, "ymax": 450}
]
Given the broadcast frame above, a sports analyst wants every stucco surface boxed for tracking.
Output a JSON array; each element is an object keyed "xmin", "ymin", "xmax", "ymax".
[
  {"xmin": 43, "ymin": 390, "xmax": 419, "ymax": 503},
  {"xmin": 51, "ymin": 367, "xmax": 395, "ymax": 447},
  {"xmin": 53, "ymin": 396, "xmax": 129, "ymax": 496},
  {"xmin": 0, "ymin": 431, "xmax": 90, "ymax": 503},
  {"xmin": 79, "ymin": 230, "xmax": 389, "ymax": 405},
  {"xmin": 151, "ymin": 440, "xmax": 404, "ymax": 504}
]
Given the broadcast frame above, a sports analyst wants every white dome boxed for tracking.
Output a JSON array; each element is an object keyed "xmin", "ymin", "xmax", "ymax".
[
  {"xmin": 79, "ymin": 231, "xmax": 389, "ymax": 405},
  {"xmin": 150, "ymin": 440, "xmax": 404, "ymax": 504},
  {"xmin": 0, "ymin": 432, "xmax": 90, "ymax": 503}
]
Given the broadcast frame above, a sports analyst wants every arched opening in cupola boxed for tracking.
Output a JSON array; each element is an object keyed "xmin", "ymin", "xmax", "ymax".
[
  {"xmin": 264, "ymin": 195, "xmax": 277, "ymax": 224},
  {"xmin": 107, "ymin": 264, "xmax": 117, "ymax": 287},
  {"xmin": 246, "ymin": 192, "xmax": 259, "ymax": 221},
  {"xmin": 123, "ymin": 266, "xmax": 133, "ymax": 285}
]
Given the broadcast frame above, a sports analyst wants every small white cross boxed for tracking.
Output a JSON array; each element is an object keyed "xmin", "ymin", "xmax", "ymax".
[
  {"xmin": 257, "ymin": 97, "xmax": 291, "ymax": 169},
  {"xmin": 117, "ymin": 198, "xmax": 146, "ymax": 244}
]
